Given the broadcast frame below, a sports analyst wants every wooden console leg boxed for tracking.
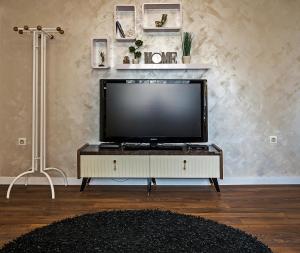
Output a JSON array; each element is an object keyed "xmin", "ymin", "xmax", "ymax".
[
  {"xmin": 87, "ymin": 177, "xmax": 91, "ymax": 185},
  {"xmin": 151, "ymin": 178, "xmax": 157, "ymax": 190},
  {"xmin": 80, "ymin": 177, "xmax": 88, "ymax": 192},
  {"xmin": 211, "ymin": 178, "xmax": 220, "ymax": 192},
  {"xmin": 147, "ymin": 178, "xmax": 152, "ymax": 196},
  {"xmin": 151, "ymin": 178, "xmax": 156, "ymax": 185}
]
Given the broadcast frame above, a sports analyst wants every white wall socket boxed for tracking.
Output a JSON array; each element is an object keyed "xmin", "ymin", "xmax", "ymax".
[
  {"xmin": 269, "ymin": 136, "xmax": 277, "ymax": 144},
  {"xmin": 18, "ymin": 137, "xmax": 27, "ymax": 145}
]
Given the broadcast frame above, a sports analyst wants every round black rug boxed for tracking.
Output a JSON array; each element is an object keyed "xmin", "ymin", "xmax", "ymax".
[{"xmin": 0, "ymin": 210, "xmax": 272, "ymax": 253}]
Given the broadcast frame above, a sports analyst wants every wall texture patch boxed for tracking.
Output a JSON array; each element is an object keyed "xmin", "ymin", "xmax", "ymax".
[{"xmin": 0, "ymin": 0, "xmax": 299, "ymax": 178}]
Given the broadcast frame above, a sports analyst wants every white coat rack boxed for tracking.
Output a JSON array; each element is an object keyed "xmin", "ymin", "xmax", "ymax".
[{"xmin": 7, "ymin": 25, "xmax": 68, "ymax": 199}]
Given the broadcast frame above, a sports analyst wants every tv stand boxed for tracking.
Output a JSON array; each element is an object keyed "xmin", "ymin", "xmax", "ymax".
[{"xmin": 77, "ymin": 143, "xmax": 223, "ymax": 194}]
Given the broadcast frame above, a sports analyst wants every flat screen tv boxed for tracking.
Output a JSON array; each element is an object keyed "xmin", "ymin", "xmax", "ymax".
[{"xmin": 100, "ymin": 79, "xmax": 208, "ymax": 143}]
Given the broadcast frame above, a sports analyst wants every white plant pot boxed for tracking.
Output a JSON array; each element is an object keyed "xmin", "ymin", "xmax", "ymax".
[
  {"xmin": 182, "ymin": 56, "xmax": 191, "ymax": 64},
  {"xmin": 132, "ymin": 58, "xmax": 139, "ymax": 64}
]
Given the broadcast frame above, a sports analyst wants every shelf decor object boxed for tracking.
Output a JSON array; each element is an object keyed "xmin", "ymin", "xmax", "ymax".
[
  {"xmin": 182, "ymin": 32, "xmax": 193, "ymax": 64},
  {"xmin": 144, "ymin": 51, "xmax": 178, "ymax": 64},
  {"xmin": 129, "ymin": 39, "xmax": 143, "ymax": 64},
  {"xmin": 143, "ymin": 3, "xmax": 182, "ymax": 32},
  {"xmin": 91, "ymin": 38, "xmax": 110, "ymax": 69},
  {"xmin": 114, "ymin": 5, "xmax": 136, "ymax": 41},
  {"xmin": 115, "ymin": 63, "xmax": 211, "ymax": 70},
  {"xmin": 155, "ymin": 13, "xmax": 168, "ymax": 27},
  {"xmin": 7, "ymin": 25, "xmax": 68, "ymax": 199}
]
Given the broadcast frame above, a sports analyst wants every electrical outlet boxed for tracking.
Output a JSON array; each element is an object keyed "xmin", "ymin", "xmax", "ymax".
[
  {"xmin": 269, "ymin": 136, "xmax": 277, "ymax": 144},
  {"xmin": 18, "ymin": 137, "xmax": 27, "ymax": 145}
]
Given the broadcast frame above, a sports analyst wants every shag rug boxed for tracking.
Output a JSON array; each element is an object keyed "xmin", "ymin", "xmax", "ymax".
[{"xmin": 0, "ymin": 210, "xmax": 272, "ymax": 253}]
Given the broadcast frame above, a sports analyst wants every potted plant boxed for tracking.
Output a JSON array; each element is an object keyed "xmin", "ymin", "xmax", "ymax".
[
  {"xmin": 129, "ymin": 39, "xmax": 143, "ymax": 64},
  {"xmin": 182, "ymin": 32, "xmax": 193, "ymax": 64}
]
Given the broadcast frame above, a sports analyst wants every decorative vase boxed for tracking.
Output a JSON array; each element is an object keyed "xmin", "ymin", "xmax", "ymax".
[
  {"xmin": 182, "ymin": 56, "xmax": 191, "ymax": 64},
  {"xmin": 132, "ymin": 58, "xmax": 139, "ymax": 64}
]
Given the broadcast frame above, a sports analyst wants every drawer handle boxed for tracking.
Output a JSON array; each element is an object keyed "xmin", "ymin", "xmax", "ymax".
[
  {"xmin": 183, "ymin": 160, "xmax": 187, "ymax": 170},
  {"xmin": 113, "ymin": 160, "xmax": 117, "ymax": 170}
]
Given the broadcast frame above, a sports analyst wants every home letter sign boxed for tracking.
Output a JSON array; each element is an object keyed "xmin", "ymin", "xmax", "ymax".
[{"xmin": 144, "ymin": 52, "xmax": 177, "ymax": 64}]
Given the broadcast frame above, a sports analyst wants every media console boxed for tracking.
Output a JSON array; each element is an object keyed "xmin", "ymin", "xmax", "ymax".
[{"xmin": 77, "ymin": 143, "xmax": 223, "ymax": 194}]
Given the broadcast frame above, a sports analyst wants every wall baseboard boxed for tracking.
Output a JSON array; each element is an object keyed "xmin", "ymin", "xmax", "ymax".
[{"xmin": 0, "ymin": 177, "xmax": 300, "ymax": 186}]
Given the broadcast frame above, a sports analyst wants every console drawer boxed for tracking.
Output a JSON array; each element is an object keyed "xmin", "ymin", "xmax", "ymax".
[
  {"xmin": 150, "ymin": 156, "xmax": 220, "ymax": 178},
  {"xmin": 80, "ymin": 155, "xmax": 149, "ymax": 178}
]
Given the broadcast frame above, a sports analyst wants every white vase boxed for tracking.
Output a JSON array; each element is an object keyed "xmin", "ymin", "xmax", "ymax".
[
  {"xmin": 182, "ymin": 56, "xmax": 191, "ymax": 64},
  {"xmin": 132, "ymin": 58, "xmax": 139, "ymax": 64}
]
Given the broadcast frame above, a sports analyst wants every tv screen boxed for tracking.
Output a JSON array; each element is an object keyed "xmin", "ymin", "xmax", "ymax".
[{"xmin": 100, "ymin": 79, "xmax": 207, "ymax": 143}]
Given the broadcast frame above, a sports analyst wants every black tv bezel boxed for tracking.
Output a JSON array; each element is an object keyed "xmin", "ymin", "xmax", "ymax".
[{"xmin": 100, "ymin": 79, "xmax": 208, "ymax": 143}]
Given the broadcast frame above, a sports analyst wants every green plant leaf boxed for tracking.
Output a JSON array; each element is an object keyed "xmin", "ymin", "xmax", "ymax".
[
  {"xmin": 129, "ymin": 46, "xmax": 136, "ymax": 53},
  {"xmin": 135, "ymin": 40, "xmax": 143, "ymax": 47},
  {"xmin": 134, "ymin": 51, "xmax": 141, "ymax": 59},
  {"xmin": 182, "ymin": 32, "xmax": 193, "ymax": 56}
]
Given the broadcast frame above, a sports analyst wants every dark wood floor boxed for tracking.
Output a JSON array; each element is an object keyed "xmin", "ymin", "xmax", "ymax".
[{"xmin": 0, "ymin": 185, "xmax": 299, "ymax": 253}]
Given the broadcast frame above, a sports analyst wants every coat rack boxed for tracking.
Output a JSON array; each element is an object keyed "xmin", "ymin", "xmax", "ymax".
[{"xmin": 6, "ymin": 25, "xmax": 68, "ymax": 199}]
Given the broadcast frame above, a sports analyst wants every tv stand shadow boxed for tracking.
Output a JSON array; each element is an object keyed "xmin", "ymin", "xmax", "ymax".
[{"xmin": 77, "ymin": 144, "xmax": 223, "ymax": 194}]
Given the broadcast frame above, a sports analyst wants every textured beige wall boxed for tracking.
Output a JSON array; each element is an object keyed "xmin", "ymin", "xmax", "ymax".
[{"xmin": 0, "ymin": 0, "xmax": 299, "ymax": 178}]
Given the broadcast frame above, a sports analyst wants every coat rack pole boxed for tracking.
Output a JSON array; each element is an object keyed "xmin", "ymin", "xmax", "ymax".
[
  {"xmin": 32, "ymin": 31, "xmax": 38, "ymax": 173},
  {"xmin": 6, "ymin": 26, "xmax": 68, "ymax": 199}
]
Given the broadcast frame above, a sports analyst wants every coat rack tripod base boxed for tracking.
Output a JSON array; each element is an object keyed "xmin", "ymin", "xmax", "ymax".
[
  {"xmin": 6, "ymin": 26, "xmax": 67, "ymax": 199},
  {"xmin": 6, "ymin": 167, "xmax": 68, "ymax": 199}
]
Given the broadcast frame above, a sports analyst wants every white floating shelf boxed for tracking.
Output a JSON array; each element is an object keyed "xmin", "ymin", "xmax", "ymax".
[
  {"xmin": 143, "ymin": 3, "xmax": 182, "ymax": 32},
  {"xmin": 91, "ymin": 38, "xmax": 110, "ymax": 69},
  {"xmin": 114, "ymin": 5, "xmax": 136, "ymax": 41},
  {"xmin": 115, "ymin": 64, "xmax": 211, "ymax": 70}
]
